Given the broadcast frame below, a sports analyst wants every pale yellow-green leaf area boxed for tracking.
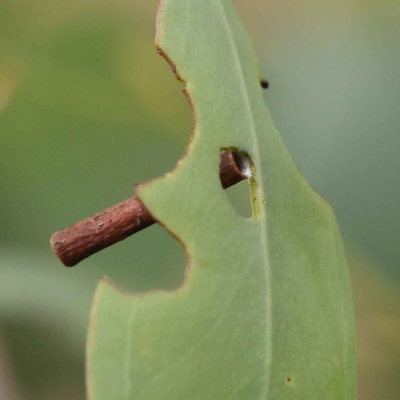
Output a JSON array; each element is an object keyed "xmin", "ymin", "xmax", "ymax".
[{"xmin": 87, "ymin": 1, "xmax": 356, "ymax": 399}]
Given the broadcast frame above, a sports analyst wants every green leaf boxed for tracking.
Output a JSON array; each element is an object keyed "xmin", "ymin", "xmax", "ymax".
[{"xmin": 87, "ymin": 1, "xmax": 356, "ymax": 399}]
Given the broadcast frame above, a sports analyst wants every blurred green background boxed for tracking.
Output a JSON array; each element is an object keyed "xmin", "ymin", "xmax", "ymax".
[{"xmin": 0, "ymin": 0, "xmax": 399, "ymax": 398}]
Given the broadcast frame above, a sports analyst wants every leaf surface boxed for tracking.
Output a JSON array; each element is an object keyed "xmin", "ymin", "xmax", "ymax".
[{"xmin": 87, "ymin": 1, "xmax": 356, "ymax": 399}]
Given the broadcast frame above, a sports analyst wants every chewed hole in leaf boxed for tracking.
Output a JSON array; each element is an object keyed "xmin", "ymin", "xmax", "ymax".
[
  {"xmin": 220, "ymin": 150, "xmax": 257, "ymax": 219},
  {"xmin": 224, "ymin": 180, "xmax": 253, "ymax": 218},
  {"xmin": 99, "ymin": 223, "xmax": 187, "ymax": 292}
]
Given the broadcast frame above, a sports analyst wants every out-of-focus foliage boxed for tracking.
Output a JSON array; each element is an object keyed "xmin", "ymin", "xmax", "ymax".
[
  {"xmin": 0, "ymin": 0, "xmax": 398, "ymax": 399},
  {"xmin": 349, "ymin": 248, "xmax": 400, "ymax": 400}
]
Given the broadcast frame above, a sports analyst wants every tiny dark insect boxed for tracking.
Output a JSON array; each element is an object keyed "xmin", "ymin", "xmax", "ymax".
[{"xmin": 260, "ymin": 79, "xmax": 269, "ymax": 89}]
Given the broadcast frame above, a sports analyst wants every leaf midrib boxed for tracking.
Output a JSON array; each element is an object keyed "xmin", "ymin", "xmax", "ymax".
[{"xmin": 215, "ymin": 1, "xmax": 273, "ymax": 398}]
